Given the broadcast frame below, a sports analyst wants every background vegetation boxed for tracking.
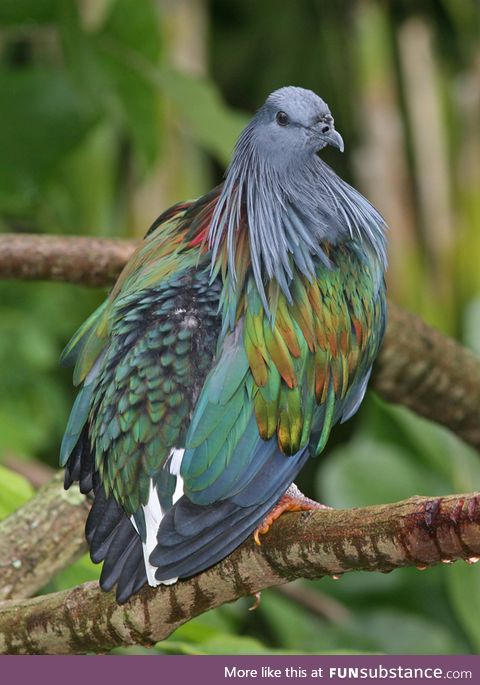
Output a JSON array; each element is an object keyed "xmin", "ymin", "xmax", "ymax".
[{"xmin": 1, "ymin": 0, "xmax": 479, "ymax": 655}]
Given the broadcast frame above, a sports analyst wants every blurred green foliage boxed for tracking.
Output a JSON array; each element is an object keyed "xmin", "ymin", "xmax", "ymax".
[{"xmin": 1, "ymin": 0, "xmax": 479, "ymax": 655}]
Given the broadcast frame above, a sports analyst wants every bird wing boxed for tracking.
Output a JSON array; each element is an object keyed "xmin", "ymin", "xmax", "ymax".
[
  {"xmin": 180, "ymin": 241, "xmax": 386, "ymax": 507},
  {"xmin": 87, "ymin": 268, "xmax": 221, "ymax": 516},
  {"xmin": 60, "ymin": 192, "xmax": 220, "ymax": 509},
  {"xmin": 60, "ymin": 199, "xmax": 196, "ymax": 387},
  {"xmin": 60, "ymin": 192, "xmax": 224, "ymax": 601},
  {"xmin": 248, "ymin": 242, "xmax": 387, "ymax": 455}
]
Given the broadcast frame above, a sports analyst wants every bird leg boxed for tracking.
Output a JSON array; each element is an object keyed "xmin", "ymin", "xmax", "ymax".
[{"xmin": 253, "ymin": 483, "xmax": 330, "ymax": 545}]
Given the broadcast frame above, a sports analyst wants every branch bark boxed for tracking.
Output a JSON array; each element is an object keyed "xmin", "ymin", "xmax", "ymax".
[
  {"xmin": 0, "ymin": 233, "xmax": 136, "ymax": 287},
  {"xmin": 0, "ymin": 473, "xmax": 89, "ymax": 601},
  {"xmin": 370, "ymin": 304, "xmax": 480, "ymax": 449},
  {"xmin": 1, "ymin": 491, "xmax": 479, "ymax": 654},
  {"xmin": 1, "ymin": 233, "xmax": 479, "ymax": 449}
]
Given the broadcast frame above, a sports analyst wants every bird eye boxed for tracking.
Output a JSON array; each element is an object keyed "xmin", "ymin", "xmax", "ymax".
[
  {"xmin": 276, "ymin": 111, "xmax": 289, "ymax": 126},
  {"xmin": 320, "ymin": 114, "xmax": 333, "ymax": 133}
]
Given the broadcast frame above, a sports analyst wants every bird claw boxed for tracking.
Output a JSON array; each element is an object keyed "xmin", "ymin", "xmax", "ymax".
[
  {"xmin": 249, "ymin": 592, "xmax": 262, "ymax": 611},
  {"xmin": 253, "ymin": 483, "xmax": 329, "ymax": 545}
]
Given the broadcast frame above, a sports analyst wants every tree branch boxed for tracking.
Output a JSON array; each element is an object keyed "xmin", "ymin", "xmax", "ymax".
[
  {"xmin": 370, "ymin": 304, "xmax": 480, "ymax": 450},
  {"xmin": 1, "ymin": 491, "xmax": 479, "ymax": 654},
  {"xmin": 1, "ymin": 233, "xmax": 479, "ymax": 449},
  {"xmin": 0, "ymin": 233, "xmax": 136, "ymax": 287},
  {"xmin": 0, "ymin": 473, "xmax": 89, "ymax": 601}
]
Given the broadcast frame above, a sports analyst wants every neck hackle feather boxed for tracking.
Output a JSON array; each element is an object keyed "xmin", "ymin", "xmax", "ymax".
[{"xmin": 208, "ymin": 117, "xmax": 387, "ymax": 319}]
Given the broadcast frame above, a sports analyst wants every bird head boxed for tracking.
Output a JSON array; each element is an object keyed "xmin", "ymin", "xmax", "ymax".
[{"xmin": 250, "ymin": 86, "xmax": 344, "ymax": 167}]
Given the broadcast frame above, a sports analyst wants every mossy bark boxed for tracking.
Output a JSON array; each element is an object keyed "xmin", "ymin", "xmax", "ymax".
[{"xmin": 0, "ymin": 473, "xmax": 89, "ymax": 601}]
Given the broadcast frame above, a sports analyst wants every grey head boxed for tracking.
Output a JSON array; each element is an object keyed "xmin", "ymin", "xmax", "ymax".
[{"xmin": 250, "ymin": 86, "xmax": 344, "ymax": 167}]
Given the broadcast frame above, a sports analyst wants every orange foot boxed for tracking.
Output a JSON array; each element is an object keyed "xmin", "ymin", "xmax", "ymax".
[{"xmin": 253, "ymin": 483, "xmax": 330, "ymax": 545}]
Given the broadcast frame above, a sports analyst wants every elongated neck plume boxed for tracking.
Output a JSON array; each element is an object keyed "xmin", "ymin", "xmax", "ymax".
[{"xmin": 208, "ymin": 118, "xmax": 387, "ymax": 314}]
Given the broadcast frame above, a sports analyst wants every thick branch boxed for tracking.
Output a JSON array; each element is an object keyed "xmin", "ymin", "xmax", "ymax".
[
  {"xmin": 1, "ymin": 492, "xmax": 479, "ymax": 654},
  {"xmin": 1, "ymin": 233, "xmax": 479, "ymax": 449},
  {"xmin": 0, "ymin": 473, "xmax": 89, "ymax": 601},
  {"xmin": 0, "ymin": 233, "xmax": 136, "ymax": 287},
  {"xmin": 370, "ymin": 304, "xmax": 480, "ymax": 448}
]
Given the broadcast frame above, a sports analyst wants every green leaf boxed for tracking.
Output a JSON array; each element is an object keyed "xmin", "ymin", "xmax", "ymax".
[
  {"xmin": 359, "ymin": 397, "xmax": 451, "ymax": 486},
  {"xmin": 258, "ymin": 591, "xmax": 335, "ymax": 653},
  {"xmin": 47, "ymin": 554, "xmax": 100, "ymax": 592},
  {"xmin": 353, "ymin": 608, "xmax": 463, "ymax": 654},
  {"xmin": 0, "ymin": 67, "xmax": 96, "ymax": 212},
  {"xmin": 57, "ymin": 0, "xmax": 163, "ymax": 171},
  {"xmin": 0, "ymin": 410, "xmax": 47, "ymax": 455},
  {"xmin": 93, "ymin": 0, "xmax": 162, "ymax": 168},
  {"xmin": 449, "ymin": 438, "xmax": 480, "ymax": 494},
  {"xmin": 321, "ymin": 567, "xmax": 404, "ymax": 601},
  {"xmin": 171, "ymin": 635, "xmax": 278, "ymax": 655},
  {"xmin": 161, "ymin": 69, "xmax": 248, "ymax": 165},
  {"xmin": 0, "ymin": 0, "xmax": 56, "ymax": 25},
  {"xmin": 47, "ymin": 122, "xmax": 120, "ymax": 236},
  {"xmin": 160, "ymin": 604, "xmax": 293, "ymax": 655},
  {"xmin": 0, "ymin": 465, "xmax": 34, "ymax": 520},
  {"xmin": 155, "ymin": 636, "xmax": 344, "ymax": 655},
  {"xmin": 168, "ymin": 610, "xmax": 234, "ymax": 645},
  {"xmin": 373, "ymin": 402, "xmax": 453, "ymax": 484},
  {"xmin": 317, "ymin": 436, "xmax": 440, "ymax": 508},
  {"xmin": 100, "ymin": 0, "xmax": 160, "ymax": 62},
  {"xmin": 447, "ymin": 562, "xmax": 480, "ymax": 652},
  {"xmin": 56, "ymin": 1, "xmax": 246, "ymax": 170},
  {"xmin": 136, "ymin": 641, "xmax": 206, "ymax": 655}
]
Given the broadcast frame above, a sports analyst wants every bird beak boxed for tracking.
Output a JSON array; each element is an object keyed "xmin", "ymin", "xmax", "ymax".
[{"xmin": 324, "ymin": 129, "xmax": 344, "ymax": 152}]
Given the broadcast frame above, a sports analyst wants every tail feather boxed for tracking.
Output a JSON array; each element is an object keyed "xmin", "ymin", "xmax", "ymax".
[
  {"xmin": 162, "ymin": 498, "xmax": 235, "ymax": 542},
  {"xmin": 85, "ymin": 484, "xmax": 147, "ymax": 603},
  {"xmin": 100, "ymin": 533, "xmax": 139, "ymax": 592},
  {"xmin": 152, "ymin": 446, "xmax": 310, "ymax": 582},
  {"xmin": 158, "ymin": 498, "xmax": 248, "ymax": 554},
  {"xmin": 88, "ymin": 497, "xmax": 127, "ymax": 551},
  {"xmin": 90, "ymin": 524, "xmax": 122, "ymax": 564},
  {"xmin": 153, "ymin": 498, "xmax": 266, "ymax": 580},
  {"xmin": 114, "ymin": 542, "xmax": 148, "ymax": 598},
  {"xmin": 63, "ymin": 427, "xmax": 94, "ymax": 494},
  {"xmin": 117, "ymin": 563, "xmax": 150, "ymax": 605},
  {"xmin": 64, "ymin": 429, "xmax": 148, "ymax": 603}
]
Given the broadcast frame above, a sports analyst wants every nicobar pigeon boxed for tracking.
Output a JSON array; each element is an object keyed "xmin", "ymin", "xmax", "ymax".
[{"xmin": 60, "ymin": 87, "xmax": 387, "ymax": 604}]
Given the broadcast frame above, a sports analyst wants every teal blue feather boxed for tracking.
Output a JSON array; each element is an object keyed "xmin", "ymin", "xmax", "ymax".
[
  {"xmin": 185, "ymin": 415, "xmax": 259, "ymax": 503},
  {"xmin": 60, "ymin": 375, "xmax": 97, "ymax": 466},
  {"xmin": 183, "ymin": 392, "xmax": 252, "ymax": 489}
]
